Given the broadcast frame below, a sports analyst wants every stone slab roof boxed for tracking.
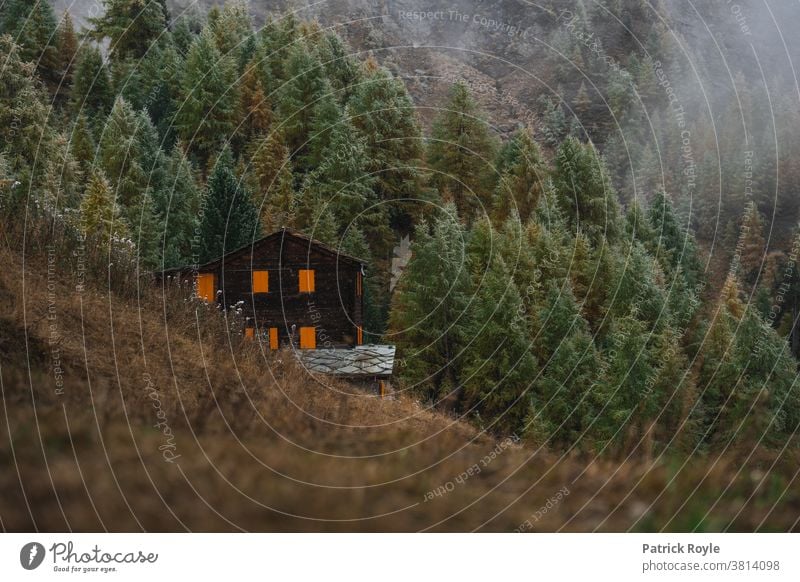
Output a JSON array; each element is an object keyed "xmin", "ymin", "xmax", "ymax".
[{"xmin": 297, "ymin": 345, "xmax": 396, "ymax": 377}]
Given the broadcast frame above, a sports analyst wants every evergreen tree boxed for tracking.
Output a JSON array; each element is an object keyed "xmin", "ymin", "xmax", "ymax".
[
  {"xmin": 552, "ymin": 137, "xmax": 621, "ymax": 243},
  {"xmin": 492, "ymin": 128, "xmax": 547, "ymax": 224},
  {"xmin": 298, "ymin": 122, "xmax": 375, "ymax": 237},
  {"xmin": 648, "ymin": 190, "xmax": 702, "ymax": 286},
  {"xmin": 348, "ymin": 62, "xmax": 423, "ymax": 212},
  {"xmin": 316, "ymin": 32, "xmax": 361, "ymax": 105},
  {"xmin": 209, "ymin": 0, "xmax": 253, "ymax": 59},
  {"xmin": 97, "ymin": 97, "xmax": 148, "ymax": 211},
  {"xmin": 245, "ymin": 132, "xmax": 296, "ymax": 233},
  {"xmin": 0, "ymin": 36, "xmax": 59, "ymax": 215},
  {"xmin": 528, "ymin": 282, "xmax": 601, "ymax": 448},
  {"xmin": 89, "ymin": 0, "xmax": 168, "ymax": 60},
  {"xmin": 152, "ymin": 145, "xmax": 201, "ymax": 267},
  {"xmin": 538, "ymin": 95, "xmax": 568, "ymax": 148},
  {"xmin": 70, "ymin": 45, "xmax": 114, "ymax": 121},
  {"xmin": 198, "ymin": 147, "xmax": 260, "ymax": 263},
  {"xmin": 389, "ymin": 206, "xmax": 471, "ymax": 402},
  {"xmin": 276, "ymin": 41, "xmax": 340, "ymax": 172},
  {"xmin": 235, "ymin": 60, "xmax": 272, "ymax": 150},
  {"xmin": 55, "ymin": 11, "xmax": 79, "ymax": 106},
  {"xmin": 341, "ymin": 226, "xmax": 384, "ymax": 341},
  {"xmin": 462, "ymin": 241, "xmax": 538, "ymax": 434},
  {"xmin": 80, "ymin": 168, "xmax": 127, "ymax": 243},
  {"xmin": 0, "ymin": 0, "xmax": 60, "ymax": 93},
  {"xmin": 177, "ymin": 27, "xmax": 237, "ymax": 167},
  {"xmin": 427, "ymin": 83, "xmax": 497, "ymax": 220}
]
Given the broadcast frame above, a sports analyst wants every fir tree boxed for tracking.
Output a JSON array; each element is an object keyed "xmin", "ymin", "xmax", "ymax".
[
  {"xmin": 80, "ymin": 168, "xmax": 127, "ymax": 244},
  {"xmin": 528, "ymin": 282, "xmax": 601, "ymax": 448},
  {"xmin": 55, "ymin": 11, "xmax": 79, "ymax": 106},
  {"xmin": 348, "ymin": 62, "xmax": 423, "ymax": 211},
  {"xmin": 389, "ymin": 205, "xmax": 471, "ymax": 402},
  {"xmin": 152, "ymin": 145, "xmax": 201, "ymax": 267},
  {"xmin": 198, "ymin": 147, "xmax": 260, "ymax": 263},
  {"xmin": 552, "ymin": 137, "xmax": 621, "ymax": 243},
  {"xmin": 492, "ymin": 128, "xmax": 547, "ymax": 224},
  {"xmin": 89, "ymin": 0, "xmax": 168, "ymax": 60},
  {"xmin": 276, "ymin": 41, "xmax": 340, "ymax": 172},
  {"xmin": 68, "ymin": 113, "xmax": 96, "ymax": 175},
  {"xmin": 462, "ymin": 240, "xmax": 538, "ymax": 434},
  {"xmin": 70, "ymin": 45, "xmax": 114, "ymax": 121},
  {"xmin": 427, "ymin": 83, "xmax": 497, "ymax": 220},
  {"xmin": 177, "ymin": 27, "xmax": 237, "ymax": 167},
  {"xmin": 245, "ymin": 132, "xmax": 296, "ymax": 233},
  {"xmin": 0, "ymin": 0, "xmax": 60, "ymax": 94},
  {"xmin": 210, "ymin": 0, "xmax": 253, "ymax": 59}
]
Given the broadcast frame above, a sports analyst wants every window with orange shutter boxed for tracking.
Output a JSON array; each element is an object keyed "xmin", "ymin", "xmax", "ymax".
[
  {"xmin": 299, "ymin": 327, "xmax": 316, "ymax": 349},
  {"xmin": 269, "ymin": 328, "xmax": 278, "ymax": 350},
  {"xmin": 298, "ymin": 269, "xmax": 315, "ymax": 293},
  {"xmin": 196, "ymin": 273, "xmax": 215, "ymax": 302},
  {"xmin": 252, "ymin": 270, "xmax": 269, "ymax": 294}
]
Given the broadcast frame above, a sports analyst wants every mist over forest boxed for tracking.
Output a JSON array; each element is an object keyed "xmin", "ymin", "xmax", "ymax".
[{"xmin": 2, "ymin": 0, "xmax": 800, "ymax": 533}]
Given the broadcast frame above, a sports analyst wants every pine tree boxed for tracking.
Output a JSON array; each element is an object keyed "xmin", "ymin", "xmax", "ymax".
[
  {"xmin": 462, "ymin": 244, "xmax": 538, "ymax": 435},
  {"xmin": 341, "ymin": 226, "xmax": 384, "ymax": 341},
  {"xmin": 55, "ymin": 11, "xmax": 79, "ymax": 106},
  {"xmin": 245, "ymin": 132, "xmax": 296, "ymax": 233},
  {"xmin": 70, "ymin": 45, "xmax": 114, "ymax": 121},
  {"xmin": 209, "ymin": 0, "xmax": 253, "ymax": 59},
  {"xmin": 0, "ymin": 35, "xmax": 59, "ymax": 215},
  {"xmin": 276, "ymin": 41, "xmax": 340, "ymax": 172},
  {"xmin": 427, "ymin": 83, "xmax": 497, "ymax": 220},
  {"xmin": 152, "ymin": 145, "xmax": 201, "ymax": 267},
  {"xmin": 389, "ymin": 206, "xmax": 471, "ymax": 403},
  {"xmin": 492, "ymin": 128, "xmax": 547, "ymax": 224},
  {"xmin": 572, "ymin": 81, "xmax": 591, "ymax": 116},
  {"xmin": 552, "ymin": 137, "xmax": 621, "ymax": 243},
  {"xmin": 348, "ymin": 62, "xmax": 423, "ymax": 209},
  {"xmin": 89, "ymin": 0, "xmax": 168, "ymax": 60},
  {"xmin": 97, "ymin": 97, "xmax": 148, "ymax": 212},
  {"xmin": 0, "ymin": 0, "xmax": 60, "ymax": 94},
  {"xmin": 737, "ymin": 202, "xmax": 767, "ymax": 286},
  {"xmin": 538, "ymin": 95, "xmax": 568, "ymax": 148},
  {"xmin": 316, "ymin": 32, "xmax": 361, "ymax": 105},
  {"xmin": 80, "ymin": 168, "xmax": 127, "ymax": 244},
  {"xmin": 177, "ymin": 27, "xmax": 237, "ymax": 167},
  {"xmin": 235, "ymin": 60, "xmax": 272, "ymax": 150},
  {"xmin": 198, "ymin": 147, "xmax": 260, "ymax": 263},
  {"xmin": 528, "ymin": 282, "xmax": 601, "ymax": 448},
  {"xmin": 647, "ymin": 190, "xmax": 703, "ymax": 292},
  {"xmin": 68, "ymin": 113, "xmax": 96, "ymax": 174},
  {"xmin": 298, "ymin": 122, "xmax": 374, "ymax": 236}
]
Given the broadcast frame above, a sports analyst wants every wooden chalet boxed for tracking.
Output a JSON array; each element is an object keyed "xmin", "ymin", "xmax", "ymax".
[{"xmin": 163, "ymin": 228, "xmax": 367, "ymax": 349}]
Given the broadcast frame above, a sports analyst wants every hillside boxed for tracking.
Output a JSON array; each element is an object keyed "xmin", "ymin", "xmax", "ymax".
[{"xmin": 1, "ymin": 243, "xmax": 799, "ymax": 532}]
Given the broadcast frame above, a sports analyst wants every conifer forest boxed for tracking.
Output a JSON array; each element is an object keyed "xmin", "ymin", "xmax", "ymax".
[{"xmin": 2, "ymin": 0, "xmax": 800, "ymax": 535}]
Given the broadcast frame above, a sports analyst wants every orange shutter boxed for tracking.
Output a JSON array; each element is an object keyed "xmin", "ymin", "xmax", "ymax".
[
  {"xmin": 299, "ymin": 269, "xmax": 315, "ymax": 293},
  {"xmin": 196, "ymin": 273, "xmax": 215, "ymax": 302},
  {"xmin": 299, "ymin": 327, "xmax": 316, "ymax": 349},
  {"xmin": 269, "ymin": 327, "xmax": 278, "ymax": 350},
  {"xmin": 244, "ymin": 327, "xmax": 254, "ymax": 340},
  {"xmin": 252, "ymin": 270, "xmax": 269, "ymax": 293},
  {"xmin": 356, "ymin": 272, "xmax": 362, "ymax": 296}
]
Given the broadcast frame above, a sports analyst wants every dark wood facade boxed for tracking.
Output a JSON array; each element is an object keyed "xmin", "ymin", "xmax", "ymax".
[{"xmin": 172, "ymin": 229, "xmax": 366, "ymax": 349}]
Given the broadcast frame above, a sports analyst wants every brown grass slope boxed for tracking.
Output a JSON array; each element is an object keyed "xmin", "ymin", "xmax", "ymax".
[{"xmin": 1, "ymin": 245, "xmax": 799, "ymax": 532}]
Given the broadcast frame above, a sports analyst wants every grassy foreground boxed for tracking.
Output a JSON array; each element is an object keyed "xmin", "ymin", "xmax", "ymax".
[{"xmin": 0, "ymin": 246, "xmax": 798, "ymax": 532}]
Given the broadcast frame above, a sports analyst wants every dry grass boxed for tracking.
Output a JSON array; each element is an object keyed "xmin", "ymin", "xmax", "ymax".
[{"xmin": 1, "ymin": 245, "xmax": 799, "ymax": 532}]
